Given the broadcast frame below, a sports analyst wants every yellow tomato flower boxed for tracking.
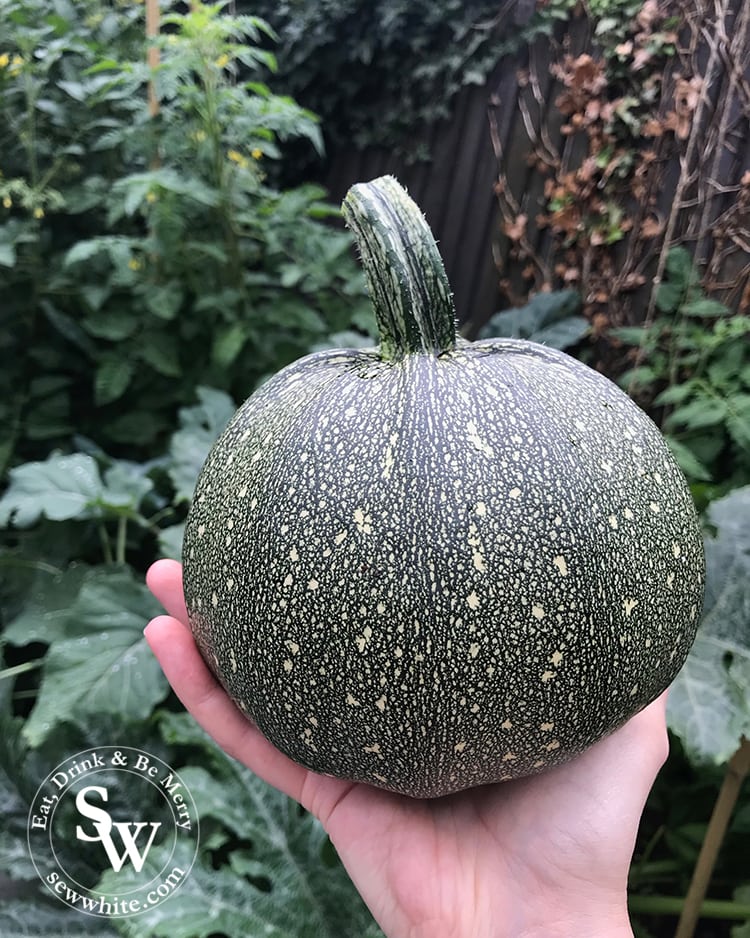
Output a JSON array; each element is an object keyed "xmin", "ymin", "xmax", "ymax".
[
  {"xmin": 128, "ymin": 257, "xmax": 142, "ymax": 271},
  {"xmin": 215, "ymin": 53, "xmax": 230, "ymax": 69},
  {"xmin": 8, "ymin": 54, "xmax": 23, "ymax": 76},
  {"xmin": 33, "ymin": 206, "xmax": 45, "ymax": 219},
  {"xmin": 251, "ymin": 148, "xmax": 263, "ymax": 160},
  {"xmin": 146, "ymin": 190, "xmax": 157, "ymax": 204},
  {"xmin": 2, "ymin": 196, "xmax": 12, "ymax": 209},
  {"xmin": 0, "ymin": 53, "xmax": 9, "ymax": 69},
  {"xmin": 227, "ymin": 149, "xmax": 248, "ymax": 168}
]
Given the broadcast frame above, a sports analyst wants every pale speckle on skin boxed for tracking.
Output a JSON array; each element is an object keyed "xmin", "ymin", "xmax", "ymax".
[
  {"xmin": 354, "ymin": 507, "xmax": 373, "ymax": 534},
  {"xmin": 532, "ymin": 604, "xmax": 545, "ymax": 620},
  {"xmin": 509, "ymin": 487, "xmax": 522, "ymax": 499},
  {"xmin": 307, "ymin": 578, "xmax": 319, "ymax": 591},
  {"xmin": 552, "ymin": 555, "xmax": 568, "ymax": 576},
  {"xmin": 454, "ymin": 741, "xmax": 467, "ymax": 753},
  {"xmin": 466, "ymin": 420, "xmax": 494, "ymax": 459},
  {"xmin": 623, "ymin": 597, "xmax": 638, "ymax": 617},
  {"xmin": 382, "ymin": 432, "xmax": 398, "ymax": 480},
  {"xmin": 467, "ymin": 591, "xmax": 480, "ymax": 610},
  {"xmin": 469, "ymin": 642, "xmax": 480, "ymax": 658}
]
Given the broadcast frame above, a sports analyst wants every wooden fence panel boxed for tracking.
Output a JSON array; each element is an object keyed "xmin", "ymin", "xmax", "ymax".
[
  {"xmin": 324, "ymin": 1, "xmax": 750, "ymax": 332},
  {"xmin": 323, "ymin": 76, "xmax": 507, "ymax": 331}
]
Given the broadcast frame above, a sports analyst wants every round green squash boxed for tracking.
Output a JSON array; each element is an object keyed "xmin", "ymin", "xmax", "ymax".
[{"xmin": 182, "ymin": 176, "xmax": 705, "ymax": 799}]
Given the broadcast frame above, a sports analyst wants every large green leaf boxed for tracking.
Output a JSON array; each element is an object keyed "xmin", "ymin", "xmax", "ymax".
[
  {"xmin": 0, "ymin": 453, "xmax": 154, "ymax": 530},
  {"xmin": 4, "ymin": 564, "xmax": 91, "ymax": 646},
  {"xmin": 0, "ymin": 705, "xmax": 39, "ymax": 883},
  {"xmin": 0, "ymin": 899, "xmax": 119, "ymax": 937},
  {"xmin": 667, "ymin": 487, "xmax": 750, "ymax": 764},
  {"xmin": 18, "ymin": 568, "xmax": 168, "ymax": 747},
  {"xmin": 0, "ymin": 454, "xmax": 103, "ymax": 527},
  {"xmin": 168, "ymin": 387, "xmax": 236, "ymax": 504},
  {"xmin": 478, "ymin": 289, "xmax": 588, "ymax": 350}
]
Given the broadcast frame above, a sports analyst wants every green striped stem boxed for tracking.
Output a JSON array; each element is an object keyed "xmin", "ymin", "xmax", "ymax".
[{"xmin": 342, "ymin": 175, "xmax": 457, "ymax": 360}]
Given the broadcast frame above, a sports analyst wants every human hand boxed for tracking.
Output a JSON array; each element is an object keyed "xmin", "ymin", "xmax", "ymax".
[{"xmin": 145, "ymin": 558, "xmax": 668, "ymax": 938}]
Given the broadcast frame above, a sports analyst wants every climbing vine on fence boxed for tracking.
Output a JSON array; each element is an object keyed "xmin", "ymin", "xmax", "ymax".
[{"xmin": 491, "ymin": 0, "xmax": 750, "ymax": 335}]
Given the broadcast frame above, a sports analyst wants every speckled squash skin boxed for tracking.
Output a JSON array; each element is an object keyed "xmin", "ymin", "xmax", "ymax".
[{"xmin": 182, "ymin": 178, "xmax": 705, "ymax": 799}]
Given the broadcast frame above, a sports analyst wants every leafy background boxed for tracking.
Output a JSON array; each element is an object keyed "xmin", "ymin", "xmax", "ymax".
[{"xmin": 1, "ymin": 1, "xmax": 749, "ymax": 937}]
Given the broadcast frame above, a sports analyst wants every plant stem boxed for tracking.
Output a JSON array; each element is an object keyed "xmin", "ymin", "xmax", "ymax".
[
  {"xmin": 674, "ymin": 736, "xmax": 750, "ymax": 938},
  {"xmin": 115, "ymin": 516, "xmax": 128, "ymax": 565},
  {"xmin": 146, "ymin": 0, "xmax": 161, "ymax": 120},
  {"xmin": 0, "ymin": 660, "xmax": 43, "ymax": 681},
  {"xmin": 629, "ymin": 894, "xmax": 750, "ymax": 921},
  {"xmin": 342, "ymin": 175, "xmax": 457, "ymax": 360},
  {"xmin": 98, "ymin": 523, "xmax": 114, "ymax": 565}
]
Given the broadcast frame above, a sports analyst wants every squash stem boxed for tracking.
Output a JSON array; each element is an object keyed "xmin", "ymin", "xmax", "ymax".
[{"xmin": 342, "ymin": 176, "xmax": 457, "ymax": 360}]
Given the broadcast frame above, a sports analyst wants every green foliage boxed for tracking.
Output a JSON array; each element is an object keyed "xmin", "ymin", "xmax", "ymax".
[
  {"xmin": 614, "ymin": 249, "xmax": 750, "ymax": 493},
  {"xmin": 477, "ymin": 289, "xmax": 589, "ymax": 349},
  {"xmin": 0, "ymin": 380, "xmax": 383, "ymax": 934},
  {"xmin": 0, "ymin": 10, "xmax": 377, "ymax": 882},
  {"xmin": 0, "ymin": 0, "xmax": 372, "ymax": 469},
  {"xmin": 238, "ymin": 0, "xmax": 576, "ymax": 159},
  {"xmin": 667, "ymin": 487, "xmax": 750, "ymax": 765},
  {"xmin": 6, "ymin": 566, "xmax": 167, "ymax": 747}
]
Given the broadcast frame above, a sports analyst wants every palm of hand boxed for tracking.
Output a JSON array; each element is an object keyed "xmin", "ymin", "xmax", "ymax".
[{"xmin": 145, "ymin": 559, "xmax": 666, "ymax": 938}]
